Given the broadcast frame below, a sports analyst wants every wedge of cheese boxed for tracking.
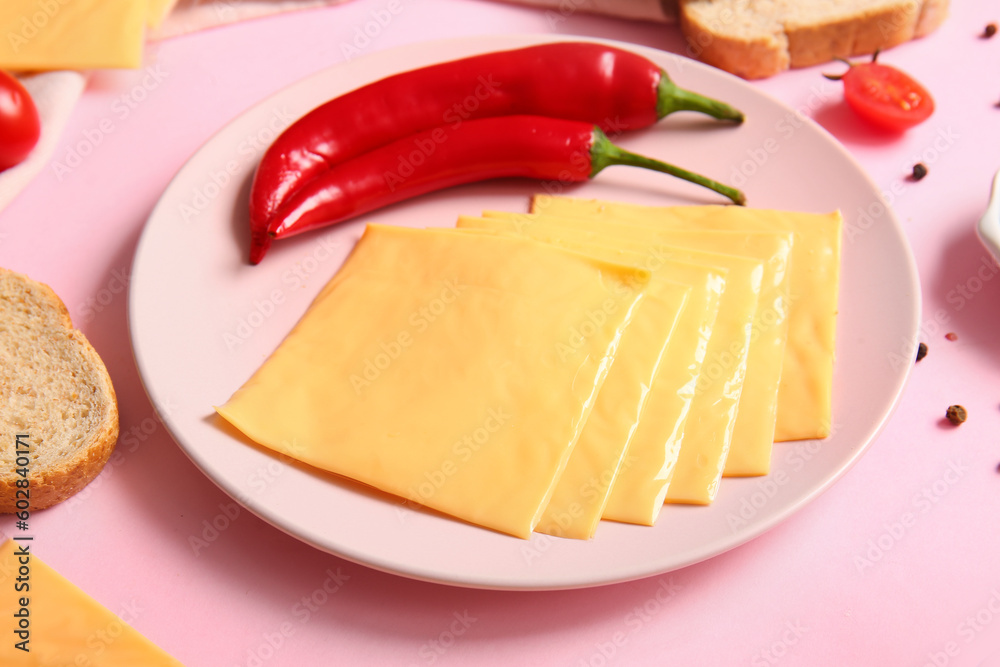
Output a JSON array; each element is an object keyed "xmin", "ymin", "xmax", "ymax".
[
  {"xmin": 0, "ymin": 0, "xmax": 147, "ymax": 70},
  {"xmin": 0, "ymin": 539, "xmax": 182, "ymax": 665},
  {"xmin": 218, "ymin": 225, "xmax": 649, "ymax": 538},
  {"xmin": 533, "ymin": 195, "xmax": 843, "ymax": 442},
  {"xmin": 484, "ymin": 210, "xmax": 794, "ymax": 476},
  {"xmin": 460, "ymin": 215, "xmax": 760, "ymax": 508}
]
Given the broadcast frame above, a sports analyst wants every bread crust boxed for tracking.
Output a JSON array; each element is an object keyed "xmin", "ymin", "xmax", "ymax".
[
  {"xmin": 680, "ymin": 5, "xmax": 789, "ymax": 80},
  {"xmin": 0, "ymin": 268, "xmax": 119, "ymax": 512},
  {"xmin": 680, "ymin": 0, "xmax": 950, "ymax": 79}
]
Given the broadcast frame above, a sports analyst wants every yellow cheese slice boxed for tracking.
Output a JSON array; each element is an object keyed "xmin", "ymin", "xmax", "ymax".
[
  {"xmin": 536, "ymin": 275, "xmax": 689, "ymax": 538},
  {"xmin": 218, "ymin": 224, "xmax": 649, "ymax": 538},
  {"xmin": 453, "ymin": 222, "xmax": 693, "ymax": 538},
  {"xmin": 0, "ymin": 0, "xmax": 146, "ymax": 70},
  {"xmin": 459, "ymin": 215, "xmax": 750, "ymax": 514},
  {"xmin": 0, "ymin": 539, "xmax": 182, "ymax": 665},
  {"xmin": 484, "ymin": 210, "xmax": 794, "ymax": 476},
  {"xmin": 147, "ymin": 0, "xmax": 178, "ymax": 28},
  {"xmin": 533, "ymin": 195, "xmax": 842, "ymax": 442},
  {"xmin": 469, "ymin": 213, "xmax": 762, "ymax": 505}
]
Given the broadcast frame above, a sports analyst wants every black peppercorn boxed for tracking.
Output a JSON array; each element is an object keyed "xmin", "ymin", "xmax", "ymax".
[{"xmin": 945, "ymin": 405, "xmax": 967, "ymax": 425}]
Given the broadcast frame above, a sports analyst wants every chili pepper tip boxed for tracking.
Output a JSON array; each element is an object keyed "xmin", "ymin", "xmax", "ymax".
[{"xmin": 249, "ymin": 234, "xmax": 272, "ymax": 264}]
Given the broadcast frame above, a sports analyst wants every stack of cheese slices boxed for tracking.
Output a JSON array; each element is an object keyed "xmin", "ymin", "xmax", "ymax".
[{"xmin": 218, "ymin": 195, "xmax": 842, "ymax": 540}]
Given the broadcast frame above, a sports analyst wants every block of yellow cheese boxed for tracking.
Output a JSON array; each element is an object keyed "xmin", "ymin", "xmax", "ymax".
[
  {"xmin": 460, "ymin": 215, "xmax": 754, "ymax": 513},
  {"xmin": 455, "ymin": 221, "xmax": 693, "ymax": 538},
  {"xmin": 0, "ymin": 539, "xmax": 182, "ymax": 665},
  {"xmin": 533, "ymin": 195, "xmax": 842, "ymax": 442},
  {"xmin": 0, "ymin": 0, "xmax": 146, "ymax": 70},
  {"xmin": 484, "ymin": 210, "xmax": 794, "ymax": 476},
  {"xmin": 218, "ymin": 224, "xmax": 649, "ymax": 538}
]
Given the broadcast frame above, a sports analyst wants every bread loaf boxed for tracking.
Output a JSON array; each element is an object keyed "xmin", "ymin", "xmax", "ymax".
[
  {"xmin": 0, "ymin": 268, "xmax": 119, "ymax": 512},
  {"xmin": 679, "ymin": 0, "xmax": 950, "ymax": 79}
]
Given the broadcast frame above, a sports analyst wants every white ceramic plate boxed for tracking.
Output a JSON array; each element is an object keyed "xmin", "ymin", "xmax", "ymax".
[
  {"xmin": 977, "ymin": 169, "xmax": 1000, "ymax": 263},
  {"xmin": 130, "ymin": 35, "xmax": 920, "ymax": 590}
]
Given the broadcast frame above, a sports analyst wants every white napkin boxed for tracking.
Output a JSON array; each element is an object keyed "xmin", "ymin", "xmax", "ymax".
[{"xmin": 0, "ymin": 0, "xmax": 350, "ymax": 214}]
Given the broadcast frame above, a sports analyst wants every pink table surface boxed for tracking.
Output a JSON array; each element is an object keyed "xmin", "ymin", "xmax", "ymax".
[{"xmin": 2, "ymin": 1, "xmax": 999, "ymax": 665}]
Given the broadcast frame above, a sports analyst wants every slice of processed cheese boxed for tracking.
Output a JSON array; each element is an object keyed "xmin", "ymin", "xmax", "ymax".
[
  {"xmin": 454, "ymin": 220, "xmax": 692, "ymax": 538},
  {"xmin": 0, "ymin": 0, "xmax": 146, "ymax": 70},
  {"xmin": 0, "ymin": 539, "xmax": 182, "ymax": 666},
  {"xmin": 601, "ymin": 261, "xmax": 721, "ymax": 523},
  {"xmin": 484, "ymin": 210, "xmax": 794, "ymax": 476},
  {"xmin": 218, "ymin": 224, "xmax": 649, "ymax": 539},
  {"xmin": 147, "ymin": 0, "xmax": 178, "ymax": 28},
  {"xmin": 472, "ymin": 213, "xmax": 762, "ymax": 505},
  {"xmin": 460, "ymin": 215, "xmax": 743, "ymax": 517},
  {"xmin": 534, "ymin": 278, "xmax": 690, "ymax": 538},
  {"xmin": 533, "ymin": 195, "xmax": 842, "ymax": 442}
]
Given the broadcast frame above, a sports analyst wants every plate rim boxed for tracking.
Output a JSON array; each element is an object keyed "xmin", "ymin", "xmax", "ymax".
[{"xmin": 128, "ymin": 33, "xmax": 921, "ymax": 590}]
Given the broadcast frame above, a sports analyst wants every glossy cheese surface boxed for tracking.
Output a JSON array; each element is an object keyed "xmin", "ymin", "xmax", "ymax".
[
  {"xmin": 0, "ymin": 0, "xmax": 146, "ymax": 70},
  {"xmin": 535, "ymin": 276, "xmax": 688, "ymax": 538},
  {"xmin": 458, "ymin": 214, "xmax": 763, "ymax": 508},
  {"xmin": 218, "ymin": 225, "xmax": 648, "ymax": 538},
  {"xmin": 534, "ymin": 196, "xmax": 842, "ymax": 442},
  {"xmin": 485, "ymin": 210, "xmax": 794, "ymax": 476},
  {"xmin": 604, "ymin": 261, "xmax": 723, "ymax": 520},
  {"xmin": 0, "ymin": 540, "xmax": 182, "ymax": 666},
  {"xmin": 456, "ymin": 219, "xmax": 703, "ymax": 534}
]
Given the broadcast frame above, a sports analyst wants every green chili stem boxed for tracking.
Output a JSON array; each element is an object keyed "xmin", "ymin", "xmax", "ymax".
[
  {"xmin": 589, "ymin": 128, "xmax": 746, "ymax": 206},
  {"xmin": 657, "ymin": 72, "xmax": 745, "ymax": 123}
]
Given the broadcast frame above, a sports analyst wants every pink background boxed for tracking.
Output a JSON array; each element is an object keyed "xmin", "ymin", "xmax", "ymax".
[{"xmin": 2, "ymin": 1, "xmax": 1000, "ymax": 665}]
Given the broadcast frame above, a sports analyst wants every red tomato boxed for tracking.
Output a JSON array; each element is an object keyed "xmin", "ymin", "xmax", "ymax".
[
  {"xmin": 0, "ymin": 70, "xmax": 41, "ymax": 171},
  {"xmin": 827, "ymin": 54, "xmax": 934, "ymax": 131}
]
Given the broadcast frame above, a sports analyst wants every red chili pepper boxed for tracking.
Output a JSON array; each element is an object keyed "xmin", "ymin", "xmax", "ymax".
[
  {"xmin": 249, "ymin": 42, "xmax": 744, "ymax": 263},
  {"xmin": 266, "ymin": 115, "xmax": 744, "ymax": 243}
]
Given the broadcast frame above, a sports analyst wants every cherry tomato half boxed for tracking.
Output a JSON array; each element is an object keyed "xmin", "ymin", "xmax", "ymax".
[
  {"xmin": 825, "ymin": 53, "xmax": 934, "ymax": 132},
  {"xmin": 0, "ymin": 70, "xmax": 41, "ymax": 171}
]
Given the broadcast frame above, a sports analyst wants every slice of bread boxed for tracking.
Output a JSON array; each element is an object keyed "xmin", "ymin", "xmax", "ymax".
[
  {"xmin": 0, "ymin": 268, "xmax": 119, "ymax": 512},
  {"xmin": 680, "ymin": 0, "xmax": 950, "ymax": 79}
]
